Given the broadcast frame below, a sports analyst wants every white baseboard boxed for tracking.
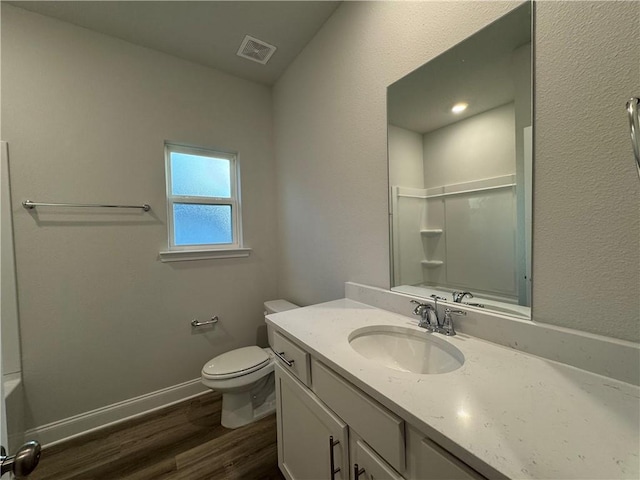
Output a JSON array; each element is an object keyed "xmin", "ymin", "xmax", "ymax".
[{"xmin": 24, "ymin": 378, "xmax": 209, "ymax": 448}]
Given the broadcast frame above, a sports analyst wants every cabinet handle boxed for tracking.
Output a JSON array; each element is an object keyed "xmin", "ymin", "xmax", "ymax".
[
  {"xmin": 354, "ymin": 463, "xmax": 365, "ymax": 479},
  {"xmin": 274, "ymin": 350, "xmax": 295, "ymax": 367},
  {"xmin": 329, "ymin": 436, "xmax": 340, "ymax": 480}
]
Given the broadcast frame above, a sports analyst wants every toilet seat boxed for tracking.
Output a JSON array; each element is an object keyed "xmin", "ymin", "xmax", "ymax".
[{"xmin": 202, "ymin": 346, "xmax": 270, "ymax": 380}]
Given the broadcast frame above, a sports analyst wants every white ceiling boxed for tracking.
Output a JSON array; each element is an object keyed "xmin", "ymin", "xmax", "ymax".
[
  {"xmin": 6, "ymin": 1, "xmax": 341, "ymax": 86},
  {"xmin": 388, "ymin": 3, "xmax": 531, "ymax": 134}
]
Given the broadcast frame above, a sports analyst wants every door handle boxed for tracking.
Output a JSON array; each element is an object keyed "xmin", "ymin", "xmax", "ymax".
[{"xmin": 1, "ymin": 441, "xmax": 41, "ymax": 477}]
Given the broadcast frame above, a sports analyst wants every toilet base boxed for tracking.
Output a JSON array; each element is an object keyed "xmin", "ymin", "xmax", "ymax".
[
  {"xmin": 221, "ymin": 390, "xmax": 276, "ymax": 429},
  {"xmin": 220, "ymin": 373, "xmax": 276, "ymax": 429}
]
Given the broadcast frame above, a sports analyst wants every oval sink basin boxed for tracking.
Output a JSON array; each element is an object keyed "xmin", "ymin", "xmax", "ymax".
[{"xmin": 348, "ymin": 326, "xmax": 464, "ymax": 374}]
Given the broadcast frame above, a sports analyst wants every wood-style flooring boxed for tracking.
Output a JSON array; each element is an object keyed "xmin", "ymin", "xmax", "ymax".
[{"xmin": 30, "ymin": 392, "xmax": 285, "ymax": 480}]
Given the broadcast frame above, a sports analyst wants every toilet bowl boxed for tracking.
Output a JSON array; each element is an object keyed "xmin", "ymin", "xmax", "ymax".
[{"xmin": 201, "ymin": 300, "xmax": 299, "ymax": 429}]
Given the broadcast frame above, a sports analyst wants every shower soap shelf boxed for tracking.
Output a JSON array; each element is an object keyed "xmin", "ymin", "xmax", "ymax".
[
  {"xmin": 421, "ymin": 260, "xmax": 444, "ymax": 268},
  {"xmin": 420, "ymin": 229, "xmax": 443, "ymax": 237}
]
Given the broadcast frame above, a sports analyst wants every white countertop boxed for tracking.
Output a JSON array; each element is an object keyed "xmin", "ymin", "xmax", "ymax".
[{"xmin": 266, "ymin": 299, "xmax": 640, "ymax": 480}]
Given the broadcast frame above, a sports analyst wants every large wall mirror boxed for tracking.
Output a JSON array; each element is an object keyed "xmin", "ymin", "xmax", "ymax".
[{"xmin": 387, "ymin": 2, "xmax": 532, "ymax": 319}]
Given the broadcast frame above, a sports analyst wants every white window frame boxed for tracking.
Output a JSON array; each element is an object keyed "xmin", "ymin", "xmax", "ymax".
[{"xmin": 160, "ymin": 143, "xmax": 250, "ymax": 262}]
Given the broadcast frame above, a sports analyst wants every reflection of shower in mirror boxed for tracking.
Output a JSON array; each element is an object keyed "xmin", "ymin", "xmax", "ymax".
[{"xmin": 387, "ymin": 2, "xmax": 532, "ymax": 319}]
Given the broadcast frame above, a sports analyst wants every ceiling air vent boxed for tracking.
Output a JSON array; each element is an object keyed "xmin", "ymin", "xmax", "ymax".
[{"xmin": 236, "ymin": 35, "xmax": 277, "ymax": 65}]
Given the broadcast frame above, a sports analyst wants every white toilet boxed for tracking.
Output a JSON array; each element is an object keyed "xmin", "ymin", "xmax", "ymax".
[{"xmin": 201, "ymin": 299, "xmax": 299, "ymax": 429}]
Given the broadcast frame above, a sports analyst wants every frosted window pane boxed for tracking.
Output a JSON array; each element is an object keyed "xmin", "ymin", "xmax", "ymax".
[
  {"xmin": 171, "ymin": 152, "xmax": 231, "ymax": 197},
  {"xmin": 173, "ymin": 204, "xmax": 232, "ymax": 245}
]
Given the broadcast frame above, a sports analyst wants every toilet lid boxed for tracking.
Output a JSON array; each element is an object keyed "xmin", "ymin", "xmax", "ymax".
[{"xmin": 202, "ymin": 346, "xmax": 270, "ymax": 379}]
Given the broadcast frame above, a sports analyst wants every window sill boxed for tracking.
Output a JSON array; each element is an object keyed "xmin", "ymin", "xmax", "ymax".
[{"xmin": 159, "ymin": 248, "xmax": 252, "ymax": 262}]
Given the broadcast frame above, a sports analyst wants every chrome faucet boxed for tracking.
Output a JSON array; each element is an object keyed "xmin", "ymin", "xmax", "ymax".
[
  {"xmin": 410, "ymin": 300, "xmax": 438, "ymax": 331},
  {"xmin": 452, "ymin": 291, "xmax": 485, "ymax": 308},
  {"xmin": 441, "ymin": 308, "xmax": 466, "ymax": 336},
  {"xmin": 429, "ymin": 294, "xmax": 446, "ymax": 329},
  {"xmin": 452, "ymin": 291, "xmax": 473, "ymax": 303}
]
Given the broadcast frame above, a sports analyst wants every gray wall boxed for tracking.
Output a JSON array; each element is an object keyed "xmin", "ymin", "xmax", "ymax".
[
  {"xmin": 1, "ymin": 5, "xmax": 279, "ymax": 429},
  {"xmin": 388, "ymin": 125, "xmax": 423, "ymax": 190},
  {"xmin": 274, "ymin": 1, "xmax": 640, "ymax": 342},
  {"xmin": 422, "ymin": 103, "xmax": 515, "ymax": 188},
  {"xmin": 533, "ymin": 1, "xmax": 639, "ymax": 341}
]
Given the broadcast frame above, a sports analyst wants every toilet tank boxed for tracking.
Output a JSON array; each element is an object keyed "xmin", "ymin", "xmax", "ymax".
[{"xmin": 264, "ymin": 299, "xmax": 299, "ymax": 348}]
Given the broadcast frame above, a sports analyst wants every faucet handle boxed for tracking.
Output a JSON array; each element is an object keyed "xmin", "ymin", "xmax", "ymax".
[
  {"xmin": 441, "ymin": 308, "xmax": 466, "ymax": 336},
  {"xmin": 410, "ymin": 299, "xmax": 427, "ymax": 317},
  {"xmin": 410, "ymin": 300, "xmax": 437, "ymax": 330}
]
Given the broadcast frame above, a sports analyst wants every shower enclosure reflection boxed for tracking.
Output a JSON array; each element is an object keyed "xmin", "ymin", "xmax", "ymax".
[{"xmin": 387, "ymin": 3, "xmax": 532, "ymax": 318}]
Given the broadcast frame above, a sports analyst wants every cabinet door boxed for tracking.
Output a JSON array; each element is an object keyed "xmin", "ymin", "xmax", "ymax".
[
  {"xmin": 312, "ymin": 359, "xmax": 405, "ymax": 473},
  {"xmin": 416, "ymin": 438, "xmax": 483, "ymax": 480},
  {"xmin": 276, "ymin": 365, "xmax": 349, "ymax": 480},
  {"xmin": 351, "ymin": 435, "xmax": 405, "ymax": 480}
]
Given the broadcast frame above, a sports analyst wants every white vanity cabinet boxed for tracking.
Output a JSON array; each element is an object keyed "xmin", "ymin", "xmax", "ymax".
[
  {"xmin": 276, "ymin": 364, "xmax": 349, "ymax": 480},
  {"xmin": 310, "ymin": 358, "xmax": 406, "ymax": 473},
  {"xmin": 273, "ymin": 331, "xmax": 484, "ymax": 480}
]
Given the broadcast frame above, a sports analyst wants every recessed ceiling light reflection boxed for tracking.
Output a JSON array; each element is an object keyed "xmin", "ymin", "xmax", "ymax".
[
  {"xmin": 451, "ymin": 103, "xmax": 468, "ymax": 114},
  {"xmin": 457, "ymin": 408, "xmax": 471, "ymax": 419}
]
